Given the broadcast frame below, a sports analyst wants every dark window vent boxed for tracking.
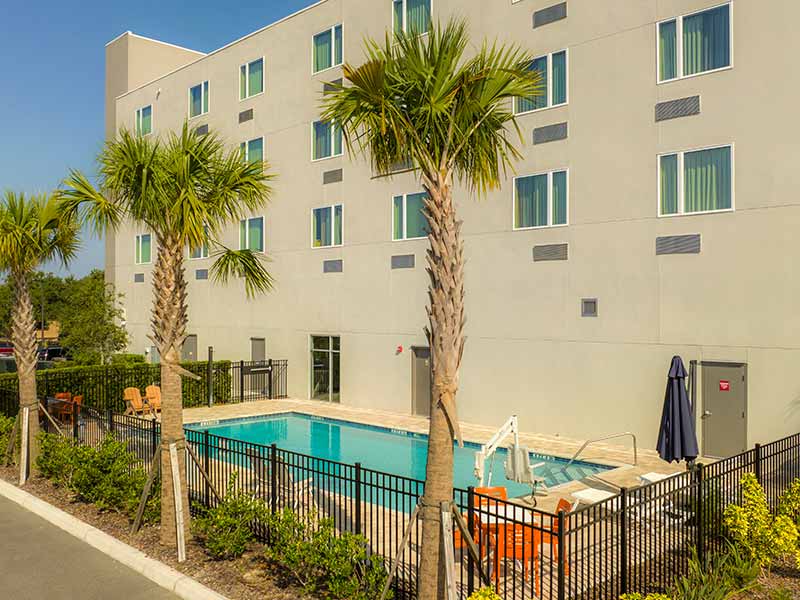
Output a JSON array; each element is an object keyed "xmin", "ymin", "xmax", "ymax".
[
  {"xmin": 581, "ymin": 298, "xmax": 598, "ymax": 318},
  {"xmin": 194, "ymin": 124, "xmax": 209, "ymax": 136},
  {"xmin": 656, "ymin": 234, "xmax": 701, "ymax": 255},
  {"xmin": 655, "ymin": 96, "xmax": 701, "ymax": 122},
  {"xmin": 533, "ymin": 243, "xmax": 568, "ymax": 262},
  {"xmin": 533, "ymin": 2, "xmax": 567, "ymax": 28},
  {"xmin": 533, "ymin": 122, "xmax": 568, "ymax": 145},
  {"xmin": 323, "ymin": 259, "xmax": 343, "ymax": 273},
  {"xmin": 134, "ymin": 273, "xmax": 145, "ymax": 283},
  {"xmin": 323, "ymin": 78, "xmax": 342, "ymax": 94},
  {"xmin": 195, "ymin": 269, "xmax": 209, "ymax": 280},
  {"xmin": 323, "ymin": 169, "xmax": 343, "ymax": 184},
  {"xmin": 391, "ymin": 254, "xmax": 415, "ymax": 269},
  {"xmin": 238, "ymin": 108, "xmax": 254, "ymax": 123}
]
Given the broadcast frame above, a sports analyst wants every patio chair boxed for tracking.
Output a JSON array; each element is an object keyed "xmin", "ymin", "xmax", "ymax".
[
  {"xmin": 123, "ymin": 387, "xmax": 151, "ymax": 418},
  {"xmin": 145, "ymin": 385, "xmax": 162, "ymax": 415},
  {"xmin": 56, "ymin": 395, "xmax": 83, "ymax": 427},
  {"xmin": 489, "ymin": 522, "xmax": 542, "ymax": 593},
  {"xmin": 246, "ymin": 448, "xmax": 316, "ymax": 515},
  {"xmin": 475, "ymin": 486, "xmax": 508, "ymax": 503},
  {"xmin": 539, "ymin": 498, "xmax": 573, "ymax": 576}
]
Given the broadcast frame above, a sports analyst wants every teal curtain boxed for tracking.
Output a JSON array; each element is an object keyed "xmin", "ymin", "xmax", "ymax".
[
  {"xmin": 552, "ymin": 171, "xmax": 567, "ymax": 225},
  {"xmin": 239, "ymin": 220, "xmax": 247, "ymax": 249},
  {"xmin": 203, "ymin": 81, "xmax": 209, "ymax": 113},
  {"xmin": 248, "ymin": 138, "xmax": 263, "ymax": 163},
  {"xmin": 334, "ymin": 204, "xmax": 343, "ymax": 245},
  {"xmin": 392, "ymin": 196, "xmax": 404, "ymax": 239},
  {"xmin": 659, "ymin": 20, "xmax": 677, "ymax": 80},
  {"xmin": 248, "ymin": 59, "xmax": 264, "ymax": 96},
  {"xmin": 248, "ymin": 218, "xmax": 264, "ymax": 252},
  {"xmin": 405, "ymin": 193, "xmax": 429, "ymax": 238},
  {"xmin": 314, "ymin": 29, "xmax": 333, "ymax": 72},
  {"xmin": 407, "ymin": 0, "xmax": 431, "ymax": 34},
  {"xmin": 313, "ymin": 207, "xmax": 332, "ymax": 247},
  {"xmin": 190, "ymin": 84, "xmax": 202, "ymax": 117},
  {"xmin": 517, "ymin": 56, "xmax": 548, "ymax": 113},
  {"xmin": 240, "ymin": 65, "xmax": 247, "ymax": 99},
  {"xmin": 333, "ymin": 124, "xmax": 342, "ymax": 156},
  {"xmin": 683, "ymin": 4, "xmax": 730, "ymax": 76},
  {"xmin": 552, "ymin": 51, "xmax": 567, "ymax": 105},
  {"xmin": 140, "ymin": 106, "xmax": 152, "ymax": 135},
  {"xmin": 137, "ymin": 234, "xmax": 151, "ymax": 264},
  {"xmin": 684, "ymin": 147, "xmax": 731, "ymax": 213},
  {"xmin": 515, "ymin": 174, "xmax": 548, "ymax": 228},
  {"xmin": 660, "ymin": 154, "xmax": 678, "ymax": 214},
  {"xmin": 314, "ymin": 121, "xmax": 331, "ymax": 159},
  {"xmin": 334, "ymin": 25, "xmax": 343, "ymax": 65},
  {"xmin": 393, "ymin": 0, "xmax": 403, "ymax": 34}
]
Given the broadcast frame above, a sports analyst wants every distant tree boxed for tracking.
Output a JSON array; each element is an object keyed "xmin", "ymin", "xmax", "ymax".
[
  {"xmin": 0, "ymin": 271, "xmax": 69, "ymax": 340},
  {"xmin": 59, "ymin": 270, "xmax": 128, "ymax": 364}
]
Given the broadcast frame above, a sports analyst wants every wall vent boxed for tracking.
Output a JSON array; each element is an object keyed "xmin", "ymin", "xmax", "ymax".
[
  {"xmin": 134, "ymin": 273, "xmax": 145, "ymax": 283},
  {"xmin": 655, "ymin": 96, "xmax": 701, "ymax": 122},
  {"xmin": 391, "ymin": 254, "xmax": 415, "ymax": 269},
  {"xmin": 533, "ymin": 243, "xmax": 568, "ymax": 262},
  {"xmin": 656, "ymin": 234, "xmax": 701, "ymax": 255},
  {"xmin": 238, "ymin": 108, "xmax": 254, "ymax": 123},
  {"xmin": 323, "ymin": 259, "xmax": 343, "ymax": 273},
  {"xmin": 581, "ymin": 298, "xmax": 598, "ymax": 317},
  {"xmin": 195, "ymin": 269, "xmax": 209, "ymax": 280},
  {"xmin": 533, "ymin": 2, "xmax": 567, "ymax": 28},
  {"xmin": 323, "ymin": 169, "xmax": 343, "ymax": 184},
  {"xmin": 323, "ymin": 78, "xmax": 342, "ymax": 94},
  {"xmin": 194, "ymin": 124, "xmax": 209, "ymax": 136},
  {"xmin": 533, "ymin": 122, "xmax": 568, "ymax": 145}
]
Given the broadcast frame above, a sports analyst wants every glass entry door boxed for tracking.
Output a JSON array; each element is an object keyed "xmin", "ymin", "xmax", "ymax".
[{"xmin": 311, "ymin": 335, "xmax": 340, "ymax": 403}]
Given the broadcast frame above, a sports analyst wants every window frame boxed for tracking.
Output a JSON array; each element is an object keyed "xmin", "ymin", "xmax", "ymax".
[
  {"xmin": 657, "ymin": 143, "xmax": 735, "ymax": 217},
  {"xmin": 392, "ymin": 192, "xmax": 429, "ymax": 241},
  {"xmin": 656, "ymin": 1, "xmax": 733, "ymax": 84},
  {"xmin": 135, "ymin": 233, "xmax": 152, "ymax": 265},
  {"xmin": 187, "ymin": 225, "xmax": 210, "ymax": 260},
  {"xmin": 310, "ymin": 120, "xmax": 343, "ymax": 162},
  {"xmin": 311, "ymin": 24, "xmax": 344, "ymax": 75},
  {"xmin": 135, "ymin": 105, "xmax": 153, "ymax": 137},
  {"xmin": 239, "ymin": 57, "xmax": 265, "ymax": 101},
  {"xmin": 391, "ymin": 0, "xmax": 433, "ymax": 35},
  {"xmin": 514, "ymin": 49, "xmax": 569, "ymax": 116},
  {"xmin": 188, "ymin": 80, "xmax": 210, "ymax": 119},
  {"xmin": 512, "ymin": 168, "xmax": 570, "ymax": 230},
  {"xmin": 240, "ymin": 137, "xmax": 265, "ymax": 163},
  {"xmin": 239, "ymin": 216, "xmax": 265, "ymax": 253},
  {"xmin": 311, "ymin": 204, "xmax": 344, "ymax": 248}
]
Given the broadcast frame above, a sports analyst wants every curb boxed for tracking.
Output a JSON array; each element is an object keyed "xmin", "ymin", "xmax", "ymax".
[{"xmin": 0, "ymin": 478, "xmax": 228, "ymax": 600}]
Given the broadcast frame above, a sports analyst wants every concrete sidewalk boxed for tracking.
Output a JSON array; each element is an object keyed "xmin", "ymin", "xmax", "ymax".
[{"xmin": 0, "ymin": 496, "xmax": 178, "ymax": 600}]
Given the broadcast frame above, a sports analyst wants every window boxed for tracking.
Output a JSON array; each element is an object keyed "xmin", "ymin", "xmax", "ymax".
[
  {"xmin": 392, "ymin": 192, "xmax": 429, "ymax": 240},
  {"xmin": 239, "ymin": 216, "xmax": 264, "ymax": 252},
  {"xmin": 312, "ymin": 204, "xmax": 343, "ymax": 247},
  {"xmin": 313, "ymin": 24, "xmax": 343, "ymax": 73},
  {"xmin": 135, "ymin": 234, "xmax": 152, "ymax": 264},
  {"xmin": 312, "ymin": 120, "xmax": 342, "ymax": 160},
  {"xmin": 311, "ymin": 335, "xmax": 340, "ymax": 403},
  {"xmin": 135, "ymin": 105, "xmax": 152, "ymax": 136},
  {"xmin": 189, "ymin": 81, "xmax": 209, "ymax": 118},
  {"xmin": 392, "ymin": 0, "xmax": 431, "ymax": 35},
  {"xmin": 240, "ymin": 137, "xmax": 264, "ymax": 164},
  {"xmin": 515, "ymin": 50, "xmax": 567, "ymax": 114},
  {"xmin": 188, "ymin": 225, "xmax": 209, "ymax": 259},
  {"xmin": 514, "ymin": 170, "xmax": 568, "ymax": 229},
  {"xmin": 659, "ymin": 145, "xmax": 732, "ymax": 216},
  {"xmin": 658, "ymin": 3, "xmax": 731, "ymax": 82},
  {"xmin": 239, "ymin": 58, "xmax": 264, "ymax": 100}
]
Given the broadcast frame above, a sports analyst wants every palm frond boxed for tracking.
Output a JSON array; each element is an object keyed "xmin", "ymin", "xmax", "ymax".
[{"xmin": 209, "ymin": 244, "xmax": 275, "ymax": 299}]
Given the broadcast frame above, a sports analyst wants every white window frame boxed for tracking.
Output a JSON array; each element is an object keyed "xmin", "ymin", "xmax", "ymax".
[
  {"xmin": 391, "ymin": 0, "xmax": 433, "ymax": 34},
  {"xmin": 514, "ymin": 49, "xmax": 568, "ymax": 116},
  {"xmin": 656, "ymin": 1, "xmax": 733, "ymax": 84},
  {"xmin": 187, "ymin": 225, "xmax": 209, "ymax": 260},
  {"xmin": 310, "ymin": 121, "xmax": 343, "ymax": 162},
  {"xmin": 657, "ymin": 143, "xmax": 735, "ymax": 217},
  {"xmin": 239, "ymin": 57, "xmax": 265, "ymax": 101},
  {"xmin": 135, "ymin": 105, "xmax": 153, "ymax": 136},
  {"xmin": 241, "ymin": 137, "xmax": 265, "ymax": 162},
  {"xmin": 308, "ymin": 334, "xmax": 341, "ymax": 402},
  {"xmin": 511, "ymin": 168, "xmax": 570, "ymax": 230},
  {"xmin": 311, "ymin": 204, "xmax": 344, "ymax": 248},
  {"xmin": 239, "ymin": 216, "xmax": 265, "ymax": 253},
  {"xmin": 311, "ymin": 24, "xmax": 344, "ymax": 75},
  {"xmin": 188, "ymin": 81, "xmax": 210, "ymax": 119},
  {"xmin": 392, "ymin": 192, "xmax": 429, "ymax": 241},
  {"xmin": 135, "ymin": 233, "xmax": 152, "ymax": 265}
]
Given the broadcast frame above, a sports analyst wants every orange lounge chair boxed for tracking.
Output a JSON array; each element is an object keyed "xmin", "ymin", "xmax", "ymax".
[
  {"xmin": 145, "ymin": 385, "xmax": 162, "ymax": 414},
  {"xmin": 490, "ymin": 522, "xmax": 542, "ymax": 592},
  {"xmin": 56, "ymin": 395, "xmax": 83, "ymax": 426},
  {"xmin": 124, "ymin": 387, "xmax": 151, "ymax": 417}
]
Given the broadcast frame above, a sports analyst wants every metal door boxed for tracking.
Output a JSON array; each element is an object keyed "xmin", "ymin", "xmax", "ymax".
[
  {"xmin": 181, "ymin": 335, "xmax": 198, "ymax": 362},
  {"xmin": 250, "ymin": 338, "xmax": 266, "ymax": 362},
  {"xmin": 411, "ymin": 347, "xmax": 431, "ymax": 417},
  {"xmin": 702, "ymin": 362, "xmax": 747, "ymax": 458}
]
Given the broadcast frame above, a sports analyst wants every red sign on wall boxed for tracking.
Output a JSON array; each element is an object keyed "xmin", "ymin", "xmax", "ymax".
[{"xmin": 719, "ymin": 380, "xmax": 731, "ymax": 392}]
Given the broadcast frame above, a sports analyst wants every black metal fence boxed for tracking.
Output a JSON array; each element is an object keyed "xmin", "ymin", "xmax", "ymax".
[{"xmin": 229, "ymin": 359, "xmax": 289, "ymax": 402}]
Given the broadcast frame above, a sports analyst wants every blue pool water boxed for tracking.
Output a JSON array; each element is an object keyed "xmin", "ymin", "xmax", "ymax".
[{"xmin": 188, "ymin": 413, "xmax": 611, "ymax": 497}]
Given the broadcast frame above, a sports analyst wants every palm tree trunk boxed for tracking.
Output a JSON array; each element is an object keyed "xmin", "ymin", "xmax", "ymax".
[
  {"xmin": 10, "ymin": 272, "xmax": 41, "ymax": 477},
  {"xmin": 151, "ymin": 236, "xmax": 191, "ymax": 547},
  {"xmin": 418, "ymin": 175, "xmax": 466, "ymax": 600}
]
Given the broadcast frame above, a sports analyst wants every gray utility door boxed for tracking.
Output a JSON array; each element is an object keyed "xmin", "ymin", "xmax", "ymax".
[
  {"xmin": 251, "ymin": 338, "xmax": 266, "ymax": 362},
  {"xmin": 411, "ymin": 347, "xmax": 431, "ymax": 417},
  {"xmin": 181, "ymin": 335, "xmax": 198, "ymax": 362},
  {"xmin": 702, "ymin": 362, "xmax": 747, "ymax": 458}
]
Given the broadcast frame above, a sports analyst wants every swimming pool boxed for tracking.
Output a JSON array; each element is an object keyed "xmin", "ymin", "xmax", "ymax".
[{"xmin": 187, "ymin": 412, "xmax": 611, "ymax": 497}]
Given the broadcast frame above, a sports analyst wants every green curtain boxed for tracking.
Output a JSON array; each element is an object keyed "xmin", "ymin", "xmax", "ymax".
[
  {"xmin": 659, "ymin": 20, "xmax": 677, "ymax": 80},
  {"xmin": 517, "ymin": 56, "xmax": 548, "ymax": 113},
  {"xmin": 392, "ymin": 196, "xmax": 404, "ymax": 239},
  {"xmin": 515, "ymin": 174, "xmax": 548, "ymax": 228},
  {"xmin": 314, "ymin": 29, "xmax": 332, "ymax": 72},
  {"xmin": 683, "ymin": 4, "xmax": 730, "ymax": 76},
  {"xmin": 203, "ymin": 81, "xmax": 209, "ymax": 113},
  {"xmin": 405, "ymin": 192, "xmax": 429, "ymax": 238},
  {"xmin": 313, "ymin": 207, "xmax": 331, "ymax": 246},
  {"xmin": 407, "ymin": 0, "xmax": 431, "ymax": 34},
  {"xmin": 314, "ymin": 122, "xmax": 331, "ymax": 159},
  {"xmin": 660, "ymin": 154, "xmax": 678, "ymax": 214},
  {"xmin": 248, "ymin": 138, "xmax": 263, "ymax": 164},
  {"xmin": 333, "ymin": 124, "xmax": 342, "ymax": 156},
  {"xmin": 552, "ymin": 51, "xmax": 567, "ymax": 105},
  {"xmin": 684, "ymin": 147, "xmax": 731, "ymax": 213},
  {"xmin": 248, "ymin": 218, "xmax": 264, "ymax": 252},
  {"xmin": 239, "ymin": 220, "xmax": 247, "ymax": 249},
  {"xmin": 393, "ymin": 0, "xmax": 403, "ymax": 34},
  {"xmin": 334, "ymin": 25, "xmax": 343, "ymax": 65},
  {"xmin": 248, "ymin": 59, "xmax": 264, "ymax": 96},
  {"xmin": 239, "ymin": 65, "xmax": 247, "ymax": 100},
  {"xmin": 141, "ymin": 106, "xmax": 152, "ymax": 135},
  {"xmin": 334, "ymin": 205, "xmax": 343, "ymax": 245},
  {"xmin": 190, "ymin": 85, "xmax": 202, "ymax": 118},
  {"xmin": 137, "ymin": 235, "xmax": 151, "ymax": 264},
  {"xmin": 552, "ymin": 171, "xmax": 567, "ymax": 225}
]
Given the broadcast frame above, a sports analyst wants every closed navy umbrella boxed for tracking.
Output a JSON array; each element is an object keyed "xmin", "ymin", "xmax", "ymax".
[{"xmin": 656, "ymin": 356, "xmax": 699, "ymax": 463}]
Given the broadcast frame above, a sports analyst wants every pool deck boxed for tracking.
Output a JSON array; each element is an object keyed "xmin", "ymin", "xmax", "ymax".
[{"xmin": 183, "ymin": 398, "xmax": 693, "ymax": 513}]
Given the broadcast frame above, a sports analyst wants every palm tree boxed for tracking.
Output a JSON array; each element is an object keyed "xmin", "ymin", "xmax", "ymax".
[
  {"xmin": 322, "ymin": 19, "xmax": 541, "ymax": 598},
  {"xmin": 61, "ymin": 124, "xmax": 275, "ymax": 548},
  {"xmin": 0, "ymin": 192, "xmax": 80, "ymax": 478}
]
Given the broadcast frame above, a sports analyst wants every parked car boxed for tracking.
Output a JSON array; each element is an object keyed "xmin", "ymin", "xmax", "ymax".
[
  {"xmin": 37, "ymin": 347, "xmax": 70, "ymax": 361},
  {"xmin": 0, "ymin": 342, "xmax": 13, "ymax": 357},
  {"xmin": 0, "ymin": 357, "xmax": 16, "ymax": 374}
]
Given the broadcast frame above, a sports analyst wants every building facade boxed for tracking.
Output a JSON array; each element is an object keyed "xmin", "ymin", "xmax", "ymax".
[{"xmin": 105, "ymin": 0, "xmax": 800, "ymax": 456}]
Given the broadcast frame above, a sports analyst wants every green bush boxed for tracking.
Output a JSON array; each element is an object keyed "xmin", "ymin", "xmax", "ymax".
[
  {"xmin": 109, "ymin": 353, "xmax": 146, "ymax": 366},
  {"xmin": 193, "ymin": 475, "xmax": 270, "ymax": 560},
  {"xmin": 619, "ymin": 594, "xmax": 670, "ymax": 600},
  {"xmin": 777, "ymin": 479, "xmax": 800, "ymax": 527},
  {"xmin": 669, "ymin": 545, "xmax": 759, "ymax": 600},
  {"xmin": 265, "ymin": 508, "xmax": 389, "ymax": 600},
  {"xmin": 0, "ymin": 414, "xmax": 15, "ymax": 455},
  {"xmin": 468, "ymin": 588, "xmax": 503, "ymax": 600}
]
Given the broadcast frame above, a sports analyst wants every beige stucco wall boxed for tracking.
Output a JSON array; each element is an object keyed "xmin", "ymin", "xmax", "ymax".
[{"xmin": 106, "ymin": 0, "xmax": 800, "ymax": 452}]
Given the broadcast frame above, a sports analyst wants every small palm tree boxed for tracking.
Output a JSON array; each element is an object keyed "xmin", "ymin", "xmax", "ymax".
[
  {"xmin": 322, "ymin": 19, "xmax": 541, "ymax": 597},
  {"xmin": 61, "ymin": 124, "xmax": 275, "ymax": 548},
  {"xmin": 0, "ymin": 192, "xmax": 80, "ymax": 478}
]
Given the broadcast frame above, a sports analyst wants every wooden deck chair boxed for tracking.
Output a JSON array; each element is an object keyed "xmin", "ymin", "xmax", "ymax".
[
  {"xmin": 123, "ymin": 387, "xmax": 151, "ymax": 417},
  {"xmin": 56, "ymin": 395, "xmax": 83, "ymax": 427},
  {"xmin": 145, "ymin": 385, "xmax": 162, "ymax": 414}
]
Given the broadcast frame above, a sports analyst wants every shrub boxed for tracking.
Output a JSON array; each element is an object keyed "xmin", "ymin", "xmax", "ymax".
[
  {"xmin": 109, "ymin": 353, "xmax": 146, "ymax": 366},
  {"xmin": 777, "ymin": 479, "xmax": 800, "ymax": 527},
  {"xmin": 670, "ymin": 545, "xmax": 759, "ymax": 600},
  {"xmin": 265, "ymin": 508, "xmax": 389, "ymax": 600},
  {"xmin": 619, "ymin": 594, "xmax": 670, "ymax": 600},
  {"xmin": 193, "ymin": 475, "xmax": 270, "ymax": 560},
  {"xmin": 0, "ymin": 414, "xmax": 15, "ymax": 455},
  {"xmin": 468, "ymin": 588, "xmax": 503, "ymax": 600}
]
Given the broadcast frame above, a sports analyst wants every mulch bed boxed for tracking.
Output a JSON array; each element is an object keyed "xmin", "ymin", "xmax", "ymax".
[
  {"xmin": 0, "ymin": 466, "xmax": 317, "ymax": 600},
  {"xmin": 733, "ymin": 559, "xmax": 800, "ymax": 599}
]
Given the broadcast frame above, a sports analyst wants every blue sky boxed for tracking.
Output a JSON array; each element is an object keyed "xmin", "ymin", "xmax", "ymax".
[{"xmin": 0, "ymin": 0, "xmax": 314, "ymax": 277}]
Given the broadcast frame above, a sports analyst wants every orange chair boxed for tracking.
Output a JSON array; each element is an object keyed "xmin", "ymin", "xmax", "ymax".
[
  {"xmin": 540, "ymin": 498, "xmax": 573, "ymax": 576},
  {"xmin": 475, "ymin": 486, "xmax": 509, "ymax": 502},
  {"xmin": 490, "ymin": 522, "xmax": 542, "ymax": 593},
  {"xmin": 124, "ymin": 387, "xmax": 151, "ymax": 417},
  {"xmin": 145, "ymin": 385, "xmax": 162, "ymax": 414},
  {"xmin": 56, "ymin": 395, "xmax": 83, "ymax": 426}
]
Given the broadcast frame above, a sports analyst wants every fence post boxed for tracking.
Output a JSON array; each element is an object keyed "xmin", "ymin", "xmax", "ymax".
[
  {"xmin": 354, "ymin": 462, "xmax": 362, "ymax": 536},
  {"xmin": 43, "ymin": 370, "xmax": 49, "ymax": 398},
  {"xmin": 239, "ymin": 360, "xmax": 245, "ymax": 403},
  {"xmin": 557, "ymin": 509, "xmax": 566, "ymax": 600},
  {"xmin": 467, "ymin": 486, "xmax": 475, "ymax": 595},
  {"xmin": 203, "ymin": 429, "xmax": 211, "ymax": 508},
  {"xmin": 696, "ymin": 463, "xmax": 706, "ymax": 563},
  {"xmin": 619, "ymin": 487, "xmax": 628, "ymax": 596},
  {"xmin": 151, "ymin": 419, "xmax": 158, "ymax": 458},
  {"xmin": 72, "ymin": 403, "xmax": 79, "ymax": 441},
  {"xmin": 107, "ymin": 408, "xmax": 114, "ymax": 434},
  {"xmin": 267, "ymin": 359, "xmax": 273, "ymax": 400},
  {"xmin": 206, "ymin": 347, "xmax": 214, "ymax": 408},
  {"xmin": 270, "ymin": 443, "xmax": 278, "ymax": 514},
  {"xmin": 754, "ymin": 443, "xmax": 762, "ymax": 485}
]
